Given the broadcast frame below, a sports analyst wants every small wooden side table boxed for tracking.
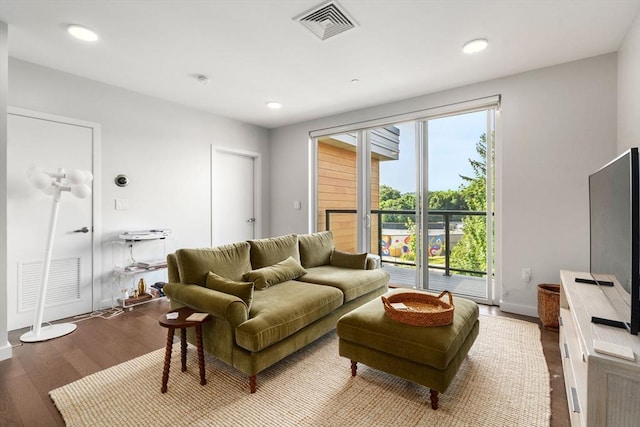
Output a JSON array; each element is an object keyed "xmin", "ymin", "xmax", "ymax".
[{"xmin": 158, "ymin": 307, "xmax": 210, "ymax": 393}]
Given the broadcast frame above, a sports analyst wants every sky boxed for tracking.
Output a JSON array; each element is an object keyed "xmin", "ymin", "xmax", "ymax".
[{"xmin": 379, "ymin": 111, "xmax": 488, "ymax": 193}]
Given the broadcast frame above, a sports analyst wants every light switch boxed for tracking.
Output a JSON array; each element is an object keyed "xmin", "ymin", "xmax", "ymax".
[
  {"xmin": 293, "ymin": 200, "xmax": 302, "ymax": 210},
  {"xmin": 115, "ymin": 198, "xmax": 129, "ymax": 210}
]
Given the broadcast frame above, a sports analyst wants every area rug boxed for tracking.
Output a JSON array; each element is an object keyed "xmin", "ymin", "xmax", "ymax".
[{"xmin": 50, "ymin": 315, "xmax": 550, "ymax": 426}]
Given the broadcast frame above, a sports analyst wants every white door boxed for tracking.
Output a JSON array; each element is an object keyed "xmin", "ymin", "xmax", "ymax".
[
  {"xmin": 212, "ymin": 149, "xmax": 259, "ymax": 245},
  {"xmin": 7, "ymin": 112, "xmax": 95, "ymax": 330}
]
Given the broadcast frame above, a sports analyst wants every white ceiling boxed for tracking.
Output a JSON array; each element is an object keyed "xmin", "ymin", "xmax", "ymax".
[{"xmin": 1, "ymin": 0, "xmax": 639, "ymax": 129}]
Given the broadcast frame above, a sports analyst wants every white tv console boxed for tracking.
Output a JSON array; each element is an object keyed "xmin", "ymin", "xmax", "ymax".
[{"xmin": 559, "ymin": 270, "xmax": 640, "ymax": 427}]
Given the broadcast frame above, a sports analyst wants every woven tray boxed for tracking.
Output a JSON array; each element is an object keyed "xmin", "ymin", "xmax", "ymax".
[{"xmin": 381, "ymin": 291, "xmax": 454, "ymax": 327}]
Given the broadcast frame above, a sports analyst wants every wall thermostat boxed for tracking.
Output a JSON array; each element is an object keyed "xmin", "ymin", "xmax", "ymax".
[{"xmin": 115, "ymin": 174, "xmax": 129, "ymax": 187}]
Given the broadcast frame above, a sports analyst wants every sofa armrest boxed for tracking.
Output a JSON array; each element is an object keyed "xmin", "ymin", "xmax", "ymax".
[
  {"xmin": 164, "ymin": 283, "xmax": 249, "ymax": 328},
  {"xmin": 366, "ymin": 254, "xmax": 381, "ymax": 270},
  {"xmin": 166, "ymin": 253, "xmax": 180, "ymax": 283}
]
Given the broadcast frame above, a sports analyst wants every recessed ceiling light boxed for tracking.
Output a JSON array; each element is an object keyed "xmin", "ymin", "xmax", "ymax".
[
  {"xmin": 67, "ymin": 24, "xmax": 99, "ymax": 42},
  {"xmin": 351, "ymin": 78, "xmax": 360, "ymax": 84},
  {"xmin": 195, "ymin": 74, "xmax": 210, "ymax": 85},
  {"xmin": 462, "ymin": 38, "xmax": 488, "ymax": 54},
  {"xmin": 266, "ymin": 101, "xmax": 282, "ymax": 110}
]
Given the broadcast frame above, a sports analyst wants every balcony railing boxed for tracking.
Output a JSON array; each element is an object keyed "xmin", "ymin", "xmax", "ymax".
[{"xmin": 325, "ymin": 209, "xmax": 488, "ymax": 277}]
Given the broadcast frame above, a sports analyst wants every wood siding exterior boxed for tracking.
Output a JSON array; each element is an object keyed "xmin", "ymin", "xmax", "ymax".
[{"xmin": 317, "ymin": 140, "xmax": 380, "ymax": 254}]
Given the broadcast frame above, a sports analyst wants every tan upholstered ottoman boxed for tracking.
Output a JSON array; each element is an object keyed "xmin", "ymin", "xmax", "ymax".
[{"xmin": 336, "ymin": 290, "xmax": 479, "ymax": 409}]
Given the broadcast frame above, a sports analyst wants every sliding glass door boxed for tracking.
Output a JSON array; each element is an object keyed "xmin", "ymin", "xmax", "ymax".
[
  {"xmin": 422, "ymin": 110, "xmax": 495, "ymax": 302},
  {"xmin": 314, "ymin": 98, "xmax": 498, "ymax": 304}
]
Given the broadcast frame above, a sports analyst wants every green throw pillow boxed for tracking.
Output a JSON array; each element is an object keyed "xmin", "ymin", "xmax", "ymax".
[
  {"xmin": 298, "ymin": 231, "xmax": 334, "ymax": 268},
  {"xmin": 243, "ymin": 256, "xmax": 307, "ymax": 290},
  {"xmin": 176, "ymin": 242, "xmax": 251, "ymax": 285},
  {"xmin": 330, "ymin": 249, "xmax": 368, "ymax": 270},
  {"xmin": 248, "ymin": 234, "xmax": 300, "ymax": 269},
  {"xmin": 206, "ymin": 271, "xmax": 254, "ymax": 310}
]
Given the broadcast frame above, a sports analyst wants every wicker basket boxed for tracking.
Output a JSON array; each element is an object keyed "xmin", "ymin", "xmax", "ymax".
[
  {"xmin": 381, "ymin": 291, "xmax": 454, "ymax": 327},
  {"xmin": 537, "ymin": 284, "xmax": 560, "ymax": 329}
]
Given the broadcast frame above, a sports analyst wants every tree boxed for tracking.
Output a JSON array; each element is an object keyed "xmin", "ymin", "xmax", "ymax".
[
  {"xmin": 380, "ymin": 185, "xmax": 415, "ymax": 223},
  {"xmin": 380, "ymin": 184, "xmax": 401, "ymax": 203},
  {"xmin": 450, "ymin": 132, "xmax": 493, "ymax": 275},
  {"xmin": 428, "ymin": 190, "xmax": 468, "ymax": 211},
  {"xmin": 378, "ymin": 132, "xmax": 493, "ymax": 276},
  {"xmin": 380, "ymin": 186, "xmax": 468, "ymax": 223}
]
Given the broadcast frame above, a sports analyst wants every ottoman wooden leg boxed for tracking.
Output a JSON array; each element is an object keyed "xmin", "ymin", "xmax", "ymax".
[
  {"xmin": 249, "ymin": 375, "xmax": 257, "ymax": 393},
  {"xmin": 350, "ymin": 360, "xmax": 357, "ymax": 377},
  {"xmin": 430, "ymin": 389, "xmax": 439, "ymax": 410}
]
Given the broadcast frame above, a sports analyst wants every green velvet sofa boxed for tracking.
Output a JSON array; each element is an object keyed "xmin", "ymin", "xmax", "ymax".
[{"xmin": 163, "ymin": 231, "xmax": 389, "ymax": 392}]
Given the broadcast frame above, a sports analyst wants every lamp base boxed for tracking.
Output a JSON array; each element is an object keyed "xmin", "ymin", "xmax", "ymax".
[{"xmin": 20, "ymin": 323, "xmax": 77, "ymax": 343}]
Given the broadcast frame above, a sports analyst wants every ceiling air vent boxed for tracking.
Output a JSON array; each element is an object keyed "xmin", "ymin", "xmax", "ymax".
[{"xmin": 294, "ymin": 1, "xmax": 358, "ymax": 41}]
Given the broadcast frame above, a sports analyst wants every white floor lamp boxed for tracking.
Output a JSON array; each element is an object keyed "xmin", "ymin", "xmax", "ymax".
[{"xmin": 20, "ymin": 167, "xmax": 93, "ymax": 343}]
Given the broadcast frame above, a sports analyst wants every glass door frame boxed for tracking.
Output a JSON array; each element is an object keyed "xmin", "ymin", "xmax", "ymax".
[
  {"xmin": 355, "ymin": 130, "xmax": 371, "ymax": 252},
  {"xmin": 310, "ymin": 96, "xmax": 501, "ymax": 305},
  {"xmin": 416, "ymin": 119, "xmax": 427, "ymax": 291}
]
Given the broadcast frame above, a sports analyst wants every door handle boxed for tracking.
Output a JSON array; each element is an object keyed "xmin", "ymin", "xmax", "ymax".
[
  {"xmin": 73, "ymin": 226, "xmax": 90, "ymax": 233},
  {"xmin": 247, "ymin": 218, "xmax": 255, "ymax": 223}
]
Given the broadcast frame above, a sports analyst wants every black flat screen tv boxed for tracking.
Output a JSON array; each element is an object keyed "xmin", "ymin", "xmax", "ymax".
[{"xmin": 589, "ymin": 147, "xmax": 640, "ymax": 335}]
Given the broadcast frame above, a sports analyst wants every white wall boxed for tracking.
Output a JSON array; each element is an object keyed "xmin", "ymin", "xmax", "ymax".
[
  {"xmin": 270, "ymin": 54, "xmax": 618, "ymax": 317},
  {"xmin": 618, "ymin": 11, "xmax": 640, "ymax": 151},
  {"xmin": 0, "ymin": 21, "xmax": 11, "ymax": 361},
  {"xmin": 6, "ymin": 58, "xmax": 270, "ymax": 312}
]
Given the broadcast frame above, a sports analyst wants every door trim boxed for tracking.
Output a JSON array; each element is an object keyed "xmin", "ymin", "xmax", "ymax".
[
  {"xmin": 8, "ymin": 107, "xmax": 102, "ymax": 311},
  {"xmin": 210, "ymin": 146, "xmax": 262, "ymax": 245}
]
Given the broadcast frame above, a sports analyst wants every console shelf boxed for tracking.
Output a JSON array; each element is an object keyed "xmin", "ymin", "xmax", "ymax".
[
  {"xmin": 559, "ymin": 270, "xmax": 640, "ymax": 427},
  {"xmin": 111, "ymin": 235, "xmax": 171, "ymax": 309},
  {"xmin": 116, "ymin": 294, "xmax": 167, "ymax": 309}
]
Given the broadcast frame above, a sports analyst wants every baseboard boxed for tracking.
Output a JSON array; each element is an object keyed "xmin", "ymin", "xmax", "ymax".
[
  {"xmin": 499, "ymin": 301, "xmax": 538, "ymax": 318},
  {"xmin": 0, "ymin": 341, "xmax": 12, "ymax": 361}
]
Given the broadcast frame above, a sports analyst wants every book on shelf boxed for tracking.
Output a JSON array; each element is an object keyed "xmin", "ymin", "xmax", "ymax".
[
  {"xmin": 135, "ymin": 259, "xmax": 167, "ymax": 269},
  {"xmin": 151, "ymin": 282, "xmax": 166, "ymax": 297},
  {"xmin": 119, "ymin": 293, "xmax": 153, "ymax": 306}
]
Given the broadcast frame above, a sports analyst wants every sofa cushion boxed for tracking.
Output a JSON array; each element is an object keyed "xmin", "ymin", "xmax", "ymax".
[
  {"xmin": 175, "ymin": 242, "xmax": 252, "ymax": 285},
  {"xmin": 298, "ymin": 231, "xmax": 334, "ymax": 268},
  {"xmin": 235, "ymin": 281, "xmax": 343, "ymax": 352},
  {"xmin": 296, "ymin": 265, "xmax": 389, "ymax": 302},
  {"xmin": 330, "ymin": 249, "xmax": 368, "ymax": 270},
  {"xmin": 248, "ymin": 234, "xmax": 299, "ymax": 269},
  {"xmin": 206, "ymin": 271, "xmax": 254, "ymax": 310},
  {"xmin": 243, "ymin": 257, "xmax": 307, "ymax": 290}
]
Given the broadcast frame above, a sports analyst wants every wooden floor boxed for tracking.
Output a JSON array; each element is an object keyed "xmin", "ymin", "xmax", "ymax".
[{"xmin": 0, "ymin": 299, "xmax": 570, "ymax": 426}]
